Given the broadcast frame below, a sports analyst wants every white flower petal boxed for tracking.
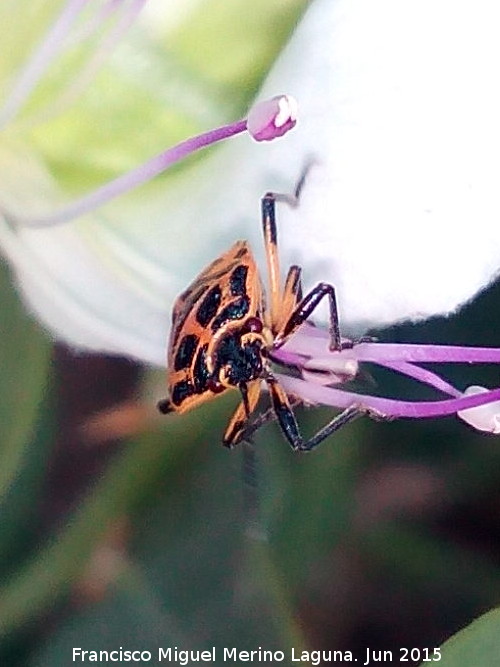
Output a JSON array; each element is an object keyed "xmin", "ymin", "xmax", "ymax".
[
  {"xmin": 4, "ymin": 0, "xmax": 500, "ymax": 367},
  {"xmin": 190, "ymin": 0, "xmax": 500, "ymax": 333},
  {"xmin": 0, "ymin": 142, "xmax": 170, "ymax": 365}
]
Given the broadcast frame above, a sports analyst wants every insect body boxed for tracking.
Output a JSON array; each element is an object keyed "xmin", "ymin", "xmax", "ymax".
[{"xmin": 158, "ymin": 193, "xmax": 359, "ymax": 450}]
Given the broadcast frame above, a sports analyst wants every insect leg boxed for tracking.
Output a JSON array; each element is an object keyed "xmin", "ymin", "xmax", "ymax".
[
  {"xmin": 237, "ymin": 378, "xmax": 364, "ymax": 452},
  {"xmin": 261, "ymin": 193, "xmax": 282, "ymax": 332},
  {"xmin": 267, "ymin": 377, "xmax": 359, "ymax": 451},
  {"xmin": 297, "ymin": 405, "xmax": 362, "ymax": 452},
  {"xmin": 266, "ymin": 161, "xmax": 315, "ymax": 209},
  {"xmin": 239, "ymin": 381, "xmax": 251, "ymax": 417},
  {"xmin": 233, "ymin": 395, "xmax": 304, "ymax": 446},
  {"xmin": 284, "ymin": 265, "xmax": 303, "ymax": 301},
  {"xmin": 262, "ymin": 162, "xmax": 314, "ymax": 332},
  {"xmin": 266, "ymin": 376, "xmax": 303, "ymax": 450},
  {"xmin": 223, "ymin": 380, "xmax": 261, "ymax": 448},
  {"xmin": 275, "ymin": 264, "xmax": 303, "ymax": 333},
  {"xmin": 279, "ymin": 282, "xmax": 342, "ymax": 352}
]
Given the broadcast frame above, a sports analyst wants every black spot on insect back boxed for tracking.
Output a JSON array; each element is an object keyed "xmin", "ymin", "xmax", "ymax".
[
  {"xmin": 172, "ymin": 380, "xmax": 195, "ymax": 406},
  {"xmin": 229, "ymin": 265, "xmax": 248, "ymax": 296},
  {"xmin": 174, "ymin": 334, "xmax": 199, "ymax": 371},
  {"xmin": 171, "ymin": 285, "xmax": 209, "ymax": 347},
  {"xmin": 211, "ymin": 296, "xmax": 250, "ymax": 332},
  {"xmin": 193, "ymin": 344, "xmax": 210, "ymax": 393},
  {"xmin": 196, "ymin": 285, "xmax": 222, "ymax": 327}
]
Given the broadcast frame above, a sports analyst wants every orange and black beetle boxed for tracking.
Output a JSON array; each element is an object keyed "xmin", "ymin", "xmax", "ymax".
[{"xmin": 158, "ymin": 192, "xmax": 358, "ymax": 450}]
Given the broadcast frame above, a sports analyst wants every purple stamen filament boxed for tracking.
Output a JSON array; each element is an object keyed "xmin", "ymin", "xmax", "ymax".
[
  {"xmin": 0, "ymin": 0, "xmax": 89, "ymax": 129},
  {"xmin": 272, "ymin": 334, "xmax": 500, "ymax": 422},
  {"xmin": 277, "ymin": 375, "xmax": 500, "ymax": 420},
  {"xmin": 17, "ymin": 120, "xmax": 247, "ymax": 228},
  {"xmin": 9, "ymin": 93, "xmax": 295, "ymax": 228}
]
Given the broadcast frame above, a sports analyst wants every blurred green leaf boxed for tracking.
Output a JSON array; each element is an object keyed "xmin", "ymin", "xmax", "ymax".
[
  {"xmin": 361, "ymin": 522, "xmax": 500, "ymax": 605},
  {"xmin": 0, "ymin": 389, "xmax": 55, "ymax": 574},
  {"xmin": 28, "ymin": 563, "xmax": 189, "ymax": 667},
  {"xmin": 0, "ymin": 397, "xmax": 228, "ymax": 639},
  {"xmin": 12, "ymin": 392, "xmax": 310, "ymax": 658},
  {"xmin": 427, "ymin": 607, "xmax": 500, "ymax": 667},
  {"xmin": 0, "ymin": 261, "xmax": 51, "ymax": 504}
]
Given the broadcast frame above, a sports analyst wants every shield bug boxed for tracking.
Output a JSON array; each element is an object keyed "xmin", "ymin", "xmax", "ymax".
[{"xmin": 158, "ymin": 192, "xmax": 359, "ymax": 451}]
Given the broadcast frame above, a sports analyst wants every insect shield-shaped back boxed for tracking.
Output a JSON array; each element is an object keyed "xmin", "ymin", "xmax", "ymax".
[{"xmin": 164, "ymin": 241, "xmax": 266, "ymax": 414}]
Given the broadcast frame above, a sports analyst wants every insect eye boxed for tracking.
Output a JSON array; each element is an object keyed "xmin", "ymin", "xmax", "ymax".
[{"xmin": 243, "ymin": 317, "xmax": 263, "ymax": 334}]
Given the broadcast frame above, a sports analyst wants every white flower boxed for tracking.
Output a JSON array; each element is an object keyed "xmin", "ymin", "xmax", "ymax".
[{"xmin": 2, "ymin": 0, "xmax": 500, "ymax": 366}]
